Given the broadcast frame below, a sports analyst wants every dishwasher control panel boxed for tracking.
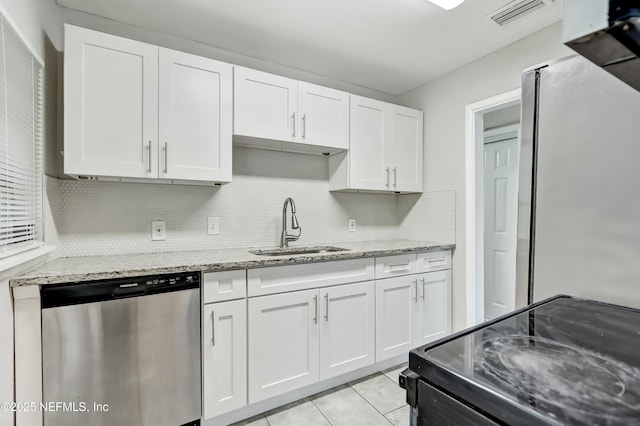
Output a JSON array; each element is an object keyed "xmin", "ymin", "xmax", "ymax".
[{"xmin": 41, "ymin": 271, "xmax": 201, "ymax": 308}]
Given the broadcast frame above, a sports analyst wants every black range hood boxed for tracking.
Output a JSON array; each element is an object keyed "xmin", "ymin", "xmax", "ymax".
[{"xmin": 564, "ymin": 0, "xmax": 640, "ymax": 91}]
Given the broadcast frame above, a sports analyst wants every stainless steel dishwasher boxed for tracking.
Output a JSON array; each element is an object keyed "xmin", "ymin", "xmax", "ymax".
[{"xmin": 41, "ymin": 271, "xmax": 201, "ymax": 426}]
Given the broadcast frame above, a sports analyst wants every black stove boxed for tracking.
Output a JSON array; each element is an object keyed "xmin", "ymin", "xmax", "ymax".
[{"xmin": 400, "ymin": 295, "xmax": 640, "ymax": 425}]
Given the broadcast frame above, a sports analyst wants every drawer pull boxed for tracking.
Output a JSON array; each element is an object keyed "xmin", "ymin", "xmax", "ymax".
[
  {"xmin": 390, "ymin": 264, "xmax": 411, "ymax": 272},
  {"xmin": 428, "ymin": 258, "xmax": 446, "ymax": 264}
]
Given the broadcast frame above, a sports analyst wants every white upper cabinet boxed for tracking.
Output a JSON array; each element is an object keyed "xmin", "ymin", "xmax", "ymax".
[
  {"xmin": 234, "ymin": 66, "xmax": 297, "ymax": 143},
  {"xmin": 393, "ymin": 106, "xmax": 423, "ymax": 192},
  {"xmin": 64, "ymin": 24, "xmax": 158, "ymax": 179},
  {"xmin": 298, "ymin": 82, "xmax": 349, "ymax": 150},
  {"xmin": 348, "ymin": 96, "xmax": 390, "ymax": 191},
  {"xmin": 159, "ymin": 49, "xmax": 232, "ymax": 182},
  {"xmin": 233, "ymin": 67, "xmax": 349, "ymax": 154},
  {"xmin": 64, "ymin": 25, "xmax": 232, "ymax": 184},
  {"xmin": 329, "ymin": 95, "xmax": 423, "ymax": 193}
]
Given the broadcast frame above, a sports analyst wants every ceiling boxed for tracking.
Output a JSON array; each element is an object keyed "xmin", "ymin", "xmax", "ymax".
[{"xmin": 56, "ymin": 0, "xmax": 562, "ymax": 96}]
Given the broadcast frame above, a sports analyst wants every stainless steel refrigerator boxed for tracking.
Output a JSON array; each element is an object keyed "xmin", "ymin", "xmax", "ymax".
[{"xmin": 516, "ymin": 54, "xmax": 640, "ymax": 308}]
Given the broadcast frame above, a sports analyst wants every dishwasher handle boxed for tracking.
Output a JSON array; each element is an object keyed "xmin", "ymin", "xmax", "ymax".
[{"xmin": 113, "ymin": 289, "xmax": 146, "ymax": 299}]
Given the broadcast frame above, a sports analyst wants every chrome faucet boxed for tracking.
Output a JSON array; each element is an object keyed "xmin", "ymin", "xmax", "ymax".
[{"xmin": 280, "ymin": 197, "xmax": 302, "ymax": 248}]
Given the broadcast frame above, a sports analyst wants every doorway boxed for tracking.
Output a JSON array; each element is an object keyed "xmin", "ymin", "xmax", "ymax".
[
  {"xmin": 482, "ymin": 115, "xmax": 519, "ymax": 320},
  {"xmin": 464, "ymin": 90, "xmax": 520, "ymax": 327}
]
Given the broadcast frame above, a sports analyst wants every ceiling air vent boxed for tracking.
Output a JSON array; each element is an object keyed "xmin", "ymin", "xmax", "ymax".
[{"xmin": 488, "ymin": 0, "xmax": 552, "ymax": 26}]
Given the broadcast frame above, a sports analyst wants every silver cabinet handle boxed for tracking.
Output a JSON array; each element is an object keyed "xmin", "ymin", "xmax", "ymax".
[
  {"xmin": 385, "ymin": 167, "xmax": 390, "ymax": 186},
  {"xmin": 147, "ymin": 141, "xmax": 152, "ymax": 173},
  {"xmin": 393, "ymin": 166, "xmax": 397, "ymax": 187},
  {"xmin": 313, "ymin": 295, "xmax": 318, "ymax": 323},
  {"xmin": 412, "ymin": 279, "xmax": 418, "ymax": 301},
  {"xmin": 302, "ymin": 114, "xmax": 306, "ymax": 139},
  {"xmin": 211, "ymin": 311, "xmax": 215, "ymax": 346},
  {"xmin": 163, "ymin": 142, "xmax": 168, "ymax": 174},
  {"xmin": 324, "ymin": 293, "xmax": 329, "ymax": 321},
  {"xmin": 420, "ymin": 277, "xmax": 426, "ymax": 300},
  {"xmin": 292, "ymin": 112, "xmax": 296, "ymax": 138}
]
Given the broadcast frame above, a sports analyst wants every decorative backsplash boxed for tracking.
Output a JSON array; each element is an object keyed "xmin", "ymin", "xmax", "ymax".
[{"xmin": 45, "ymin": 148, "xmax": 408, "ymax": 257}]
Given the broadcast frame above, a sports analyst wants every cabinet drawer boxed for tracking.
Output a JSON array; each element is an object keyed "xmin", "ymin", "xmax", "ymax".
[
  {"xmin": 375, "ymin": 254, "xmax": 417, "ymax": 279},
  {"xmin": 416, "ymin": 251, "xmax": 451, "ymax": 273},
  {"xmin": 203, "ymin": 270, "xmax": 246, "ymax": 303},
  {"xmin": 247, "ymin": 258, "xmax": 375, "ymax": 297}
]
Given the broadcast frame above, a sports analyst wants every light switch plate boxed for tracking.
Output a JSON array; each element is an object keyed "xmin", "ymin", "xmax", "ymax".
[
  {"xmin": 152, "ymin": 220, "xmax": 166, "ymax": 241},
  {"xmin": 208, "ymin": 217, "xmax": 220, "ymax": 235},
  {"xmin": 348, "ymin": 218, "xmax": 356, "ymax": 232}
]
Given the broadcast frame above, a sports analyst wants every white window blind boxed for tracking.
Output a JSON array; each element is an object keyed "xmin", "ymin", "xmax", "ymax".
[{"xmin": 0, "ymin": 14, "xmax": 44, "ymax": 258}]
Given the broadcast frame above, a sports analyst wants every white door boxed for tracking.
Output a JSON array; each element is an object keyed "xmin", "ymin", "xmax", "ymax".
[
  {"xmin": 375, "ymin": 275, "xmax": 416, "ymax": 361},
  {"xmin": 203, "ymin": 300, "xmax": 247, "ymax": 419},
  {"xmin": 319, "ymin": 282, "xmax": 375, "ymax": 380},
  {"xmin": 64, "ymin": 25, "xmax": 158, "ymax": 179},
  {"xmin": 349, "ymin": 95, "xmax": 391, "ymax": 191},
  {"xmin": 484, "ymin": 134, "xmax": 519, "ymax": 319},
  {"xmin": 159, "ymin": 49, "xmax": 232, "ymax": 182},
  {"xmin": 233, "ymin": 66, "xmax": 297, "ymax": 142},
  {"xmin": 393, "ymin": 106, "xmax": 423, "ymax": 192},
  {"xmin": 414, "ymin": 270, "xmax": 451, "ymax": 346},
  {"xmin": 298, "ymin": 82, "xmax": 349, "ymax": 150},
  {"xmin": 248, "ymin": 290, "xmax": 319, "ymax": 403}
]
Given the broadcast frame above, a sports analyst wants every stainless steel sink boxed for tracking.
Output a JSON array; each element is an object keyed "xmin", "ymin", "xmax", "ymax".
[{"xmin": 250, "ymin": 246, "xmax": 349, "ymax": 256}]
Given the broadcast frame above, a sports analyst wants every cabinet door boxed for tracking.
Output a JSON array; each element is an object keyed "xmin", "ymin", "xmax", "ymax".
[
  {"xmin": 375, "ymin": 275, "xmax": 417, "ymax": 361},
  {"xmin": 392, "ymin": 106, "xmax": 423, "ymax": 192},
  {"xmin": 159, "ymin": 49, "xmax": 232, "ymax": 182},
  {"xmin": 234, "ymin": 66, "xmax": 297, "ymax": 142},
  {"xmin": 319, "ymin": 282, "xmax": 375, "ymax": 380},
  {"xmin": 248, "ymin": 290, "xmax": 319, "ymax": 403},
  {"xmin": 414, "ymin": 270, "xmax": 451, "ymax": 346},
  {"xmin": 203, "ymin": 299, "xmax": 247, "ymax": 419},
  {"xmin": 64, "ymin": 25, "xmax": 158, "ymax": 179},
  {"xmin": 349, "ymin": 95, "xmax": 392, "ymax": 191},
  {"xmin": 298, "ymin": 82, "xmax": 349, "ymax": 150}
]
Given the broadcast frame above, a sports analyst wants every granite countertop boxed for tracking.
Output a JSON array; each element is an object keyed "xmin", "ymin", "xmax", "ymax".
[{"xmin": 10, "ymin": 239, "xmax": 455, "ymax": 287}]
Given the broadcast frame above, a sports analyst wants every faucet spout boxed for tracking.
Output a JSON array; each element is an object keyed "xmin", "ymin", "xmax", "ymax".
[{"xmin": 281, "ymin": 197, "xmax": 302, "ymax": 248}]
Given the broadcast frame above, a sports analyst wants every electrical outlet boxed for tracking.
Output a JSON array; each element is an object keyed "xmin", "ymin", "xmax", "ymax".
[
  {"xmin": 348, "ymin": 218, "xmax": 356, "ymax": 232},
  {"xmin": 208, "ymin": 217, "xmax": 220, "ymax": 235},
  {"xmin": 151, "ymin": 220, "xmax": 166, "ymax": 241}
]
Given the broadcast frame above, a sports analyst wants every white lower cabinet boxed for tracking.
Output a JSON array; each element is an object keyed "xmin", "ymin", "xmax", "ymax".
[
  {"xmin": 203, "ymin": 299, "xmax": 247, "ymax": 419},
  {"xmin": 414, "ymin": 270, "xmax": 452, "ymax": 346},
  {"xmin": 375, "ymin": 268, "xmax": 452, "ymax": 361},
  {"xmin": 319, "ymin": 281, "xmax": 375, "ymax": 380},
  {"xmin": 248, "ymin": 281, "xmax": 375, "ymax": 403},
  {"xmin": 248, "ymin": 289, "xmax": 320, "ymax": 404},
  {"xmin": 375, "ymin": 275, "xmax": 416, "ymax": 361}
]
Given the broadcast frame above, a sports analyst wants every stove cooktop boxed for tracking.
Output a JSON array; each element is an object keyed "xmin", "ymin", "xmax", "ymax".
[{"xmin": 409, "ymin": 296, "xmax": 640, "ymax": 425}]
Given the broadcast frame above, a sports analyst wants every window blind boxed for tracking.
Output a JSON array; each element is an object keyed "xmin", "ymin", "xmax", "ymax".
[{"xmin": 0, "ymin": 14, "xmax": 44, "ymax": 258}]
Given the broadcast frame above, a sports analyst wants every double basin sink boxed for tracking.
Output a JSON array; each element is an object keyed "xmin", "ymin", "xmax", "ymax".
[{"xmin": 250, "ymin": 246, "xmax": 349, "ymax": 256}]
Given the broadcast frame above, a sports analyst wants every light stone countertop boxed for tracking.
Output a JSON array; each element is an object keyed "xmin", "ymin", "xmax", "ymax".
[{"xmin": 10, "ymin": 239, "xmax": 455, "ymax": 287}]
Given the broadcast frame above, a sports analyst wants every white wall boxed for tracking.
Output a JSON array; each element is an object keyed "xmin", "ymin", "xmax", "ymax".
[
  {"xmin": 398, "ymin": 22, "xmax": 572, "ymax": 332},
  {"xmin": 0, "ymin": 0, "xmax": 60, "ymax": 423}
]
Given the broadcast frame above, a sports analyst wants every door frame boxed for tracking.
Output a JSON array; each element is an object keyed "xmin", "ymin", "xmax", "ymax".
[{"xmin": 464, "ymin": 89, "xmax": 520, "ymax": 327}]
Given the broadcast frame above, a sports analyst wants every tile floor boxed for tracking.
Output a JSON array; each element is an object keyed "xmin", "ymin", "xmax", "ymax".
[{"xmin": 232, "ymin": 364, "xmax": 409, "ymax": 426}]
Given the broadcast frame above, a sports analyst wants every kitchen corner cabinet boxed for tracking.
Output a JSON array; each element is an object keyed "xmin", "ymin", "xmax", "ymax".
[
  {"xmin": 203, "ymin": 299, "xmax": 247, "ymax": 419},
  {"xmin": 233, "ymin": 67, "xmax": 349, "ymax": 153},
  {"xmin": 64, "ymin": 25, "xmax": 232, "ymax": 184},
  {"xmin": 329, "ymin": 95, "xmax": 423, "ymax": 193},
  {"xmin": 375, "ymin": 251, "xmax": 452, "ymax": 361}
]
